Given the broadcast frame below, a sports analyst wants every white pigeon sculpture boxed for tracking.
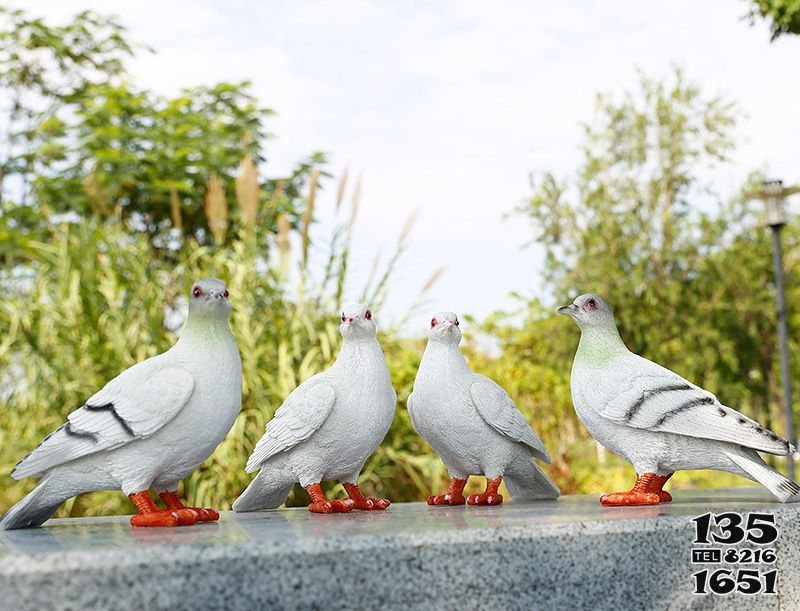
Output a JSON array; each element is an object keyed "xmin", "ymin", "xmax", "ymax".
[
  {"xmin": 1, "ymin": 278, "xmax": 242, "ymax": 529},
  {"xmin": 234, "ymin": 303, "xmax": 396, "ymax": 514},
  {"xmin": 558, "ymin": 293, "xmax": 799, "ymax": 505},
  {"xmin": 408, "ymin": 312, "xmax": 559, "ymax": 506}
]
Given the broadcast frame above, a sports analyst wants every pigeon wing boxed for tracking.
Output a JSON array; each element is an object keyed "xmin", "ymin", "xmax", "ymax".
[
  {"xmin": 595, "ymin": 354, "xmax": 792, "ymax": 455},
  {"xmin": 245, "ymin": 376, "xmax": 336, "ymax": 472},
  {"xmin": 12, "ymin": 358, "xmax": 195, "ymax": 479},
  {"xmin": 406, "ymin": 392, "xmax": 418, "ymax": 428},
  {"xmin": 470, "ymin": 376, "xmax": 551, "ymax": 463}
]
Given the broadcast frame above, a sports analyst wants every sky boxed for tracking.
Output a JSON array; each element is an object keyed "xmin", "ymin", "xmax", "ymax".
[{"xmin": 17, "ymin": 1, "xmax": 800, "ymax": 333}]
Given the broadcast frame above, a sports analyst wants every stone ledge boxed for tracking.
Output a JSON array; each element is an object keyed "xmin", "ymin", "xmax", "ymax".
[{"xmin": 0, "ymin": 487, "xmax": 798, "ymax": 610}]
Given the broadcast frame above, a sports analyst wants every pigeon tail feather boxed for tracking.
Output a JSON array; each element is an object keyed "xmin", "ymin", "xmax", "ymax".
[
  {"xmin": 233, "ymin": 469, "xmax": 295, "ymax": 512},
  {"xmin": 0, "ymin": 477, "xmax": 66, "ymax": 530},
  {"xmin": 504, "ymin": 457, "xmax": 560, "ymax": 501},
  {"xmin": 725, "ymin": 448, "xmax": 800, "ymax": 503}
]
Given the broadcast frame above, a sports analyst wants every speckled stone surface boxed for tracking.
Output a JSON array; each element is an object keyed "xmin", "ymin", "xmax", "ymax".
[{"xmin": 0, "ymin": 487, "xmax": 796, "ymax": 610}]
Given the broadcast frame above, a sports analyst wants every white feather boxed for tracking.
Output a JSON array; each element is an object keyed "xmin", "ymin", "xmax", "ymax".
[
  {"xmin": 409, "ymin": 312, "xmax": 557, "ymax": 499},
  {"xmin": 236, "ymin": 303, "xmax": 396, "ymax": 511},
  {"xmin": 245, "ymin": 378, "xmax": 335, "ymax": 472},
  {"xmin": 3, "ymin": 277, "xmax": 242, "ymax": 529},
  {"xmin": 562, "ymin": 292, "xmax": 798, "ymax": 504},
  {"xmin": 470, "ymin": 377, "xmax": 551, "ymax": 463},
  {"xmin": 591, "ymin": 353, "xmax": 792, "ymax": 455}
]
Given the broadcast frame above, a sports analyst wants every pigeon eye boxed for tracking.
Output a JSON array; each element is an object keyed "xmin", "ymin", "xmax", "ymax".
[
  {"xmin": 365, "ymin": 310, "xmax": 372, "ymax": 320},
  {"xmin": 586, "ymin": 299, "xmax": 597, "ymax": 310},
  {"xmin": 431, "ymin": 318, "xmax": 437, "ymax": 328},
  {"xmin": 341, "ymin": 313, "xmax": 346, "ymax": 322},
  {"xmin": 192, "ymin": 286, "xmax": 202, "ymax": 298},
  {"xmin": 223, "ymin": 290, "xmax": 229, "ymax": 298},
  {"xmin": 455, "ymin": 320, "xmax": 459, "ymax": 326}
]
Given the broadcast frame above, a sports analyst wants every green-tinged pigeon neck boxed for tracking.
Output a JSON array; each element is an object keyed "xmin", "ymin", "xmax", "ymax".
[
  {"xmin": 178, "ymin": 309, "xmax": 234, "ymax": 345},
  {"xmin": 575, "ymin": 324, "xmax": 629, "ymax": 367}
]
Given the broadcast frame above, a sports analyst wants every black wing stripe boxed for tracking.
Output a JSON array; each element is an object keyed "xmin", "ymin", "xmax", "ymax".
[
  {"xmin": 779, "ymin": 480, "xmax": 800, "ymax": 495},
  {"xmin": 623, "ymin": 384, "xmax": 693, "ymax": 422},
  {"xmin": 655, "ymin": 397, "xmax": 715, "ymax": 427},
  {"xmin": 64, "ymin": 422, "xmax": 98, "ymax": 442},
  {"xmin": 85, "ymin": 402, "xmax": 135, "ymax": 437}
]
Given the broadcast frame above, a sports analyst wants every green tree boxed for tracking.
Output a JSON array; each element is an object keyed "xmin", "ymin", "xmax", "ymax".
[
  {"xmin": 0, "ymin": 7, "xmax": 325, "ymax": 255},
  {"xmin": 748, "ymin": 0, "xmax": 800, "ymax": 39},
  {"xmin": 487, "ymin": 68, "xmax": 799, "ymax": 494},
  {"xmin": 0, "ymin": 6, "xmax": 439, "ymax": 518},
  {"xmin": 0, "ymin": 7, "xmax": 133, "ymax": 202}
]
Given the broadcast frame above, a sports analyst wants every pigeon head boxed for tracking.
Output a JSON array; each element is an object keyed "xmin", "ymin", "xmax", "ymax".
[
  {"xmin": 339, "ymin": 302, "xmax": 376, "ymax": 340},
  {"xmin": 428, "ymin": 311, "xmax": 461, "ymax": 344},
  {"xmin": 556, "ymin": 293, "xmax": 615, "ymax": 330},
  {"xmin": 188, "ymin": 277, "xmax": 231, "ymax": 319}
]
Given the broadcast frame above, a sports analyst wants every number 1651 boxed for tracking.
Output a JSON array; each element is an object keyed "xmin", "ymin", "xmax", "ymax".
[{"xmin": 693, "ymin": 569, "xmax": 777, "ymax": 595}]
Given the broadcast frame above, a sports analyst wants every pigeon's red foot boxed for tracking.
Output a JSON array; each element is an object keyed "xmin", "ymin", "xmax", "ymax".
[
  {"xmin": 599, "ymin": 491, "xmax": 660, "ymax": 506},
  {"xmin": 193, "ymin": 507, "xmax": 221, "ymax": 521},
  {"xmin": 427, "ymin": 493, "xmax": 466, "ymax": 506},
  {"xmin": 159, "ymin": 491, "xmax": 219, "ymax": 522},
  {"xmin": 308, "ymin": 499, "xmax": 356, "ymax": 514},
  {"xmin": 599, "ymin": 472, "xmax": 666, "ymax": 507},
  {"xmin": 467, "ymin": 476, "xmax": 503, "ymax": 506},
  {"xmin": 305, "ymin": 483, "xmax": 355, "ymax": 514},
  {"xmin": 427, "ymin": 477, "xmax": 468, "ymax": 506},
  {"xmin": 467, "ymin": 492, "xmax": 503, "ymax": 506},
  {"xmin": 128, "ymin": 491, "xmax": 197, "ymax": 527},
  {"xmin": 342, "ymin": 482, "xmax": 390, "ymax": 510},
  {"xmin": 130, "ymin": 509, "xmax": 185, "ymax": 527},
  {"xmin": 652, "ymin": 473, "xmax": 674, "ymax": 503}
]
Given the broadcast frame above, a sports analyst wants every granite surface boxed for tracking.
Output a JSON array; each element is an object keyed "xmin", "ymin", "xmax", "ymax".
[{"xmin": 0, "ymin": 487, "xmax": 796, "ymax": 610}]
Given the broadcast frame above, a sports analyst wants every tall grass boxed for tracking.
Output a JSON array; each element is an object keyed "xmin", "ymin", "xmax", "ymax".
[{"xmin": 0, "ymin": 161, "xmax": 446, "ymax": 515}]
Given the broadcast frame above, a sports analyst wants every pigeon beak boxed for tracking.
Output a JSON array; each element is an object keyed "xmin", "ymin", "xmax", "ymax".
[{"xmin": 557, "ymin": 304, "xmax": 577, "ymax": 316}]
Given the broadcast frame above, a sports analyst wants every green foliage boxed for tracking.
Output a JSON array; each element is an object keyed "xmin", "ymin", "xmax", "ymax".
[
  {"xmin": 748, "ymin": 0, "xmax": 800, "ymax": 39},
  {"xmin": 0, "ymin": 7, "xmax": 132, "ymax": 200},
  {"xmin": 0, "ymin": 7, "xmax": 323, "ymax": 253},
  {"xmin": 32, "ymin": 80, "xmax": 271, "ymax": 241},
  {"xmin": 491, "ymin": 67, "xmax": 800, "ymax": 494},
  {"xmin": 1, "ymin": 5, "xmax": 796, "ymax": 517},
  {"xmin": 0, "ymin": 187, "xmax": 442, "ymax": 515},
  {"xmin": 0, "ymin": 6, "xmax": 439, "ymax": 516}
]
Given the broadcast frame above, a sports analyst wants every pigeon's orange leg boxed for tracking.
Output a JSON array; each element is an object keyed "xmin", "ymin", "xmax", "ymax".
[
  {"xmin": 650, "ymin": 473, "xmax": 674, "ymax": 502},
  {"xmin": 129, "ymin": 491, "xmax": 197, "ymax": 527},
  {"xmin": 468, "ymin": 476, "xmax": 504, "ymax": 506},
  {"xmin": 305, "ymin": 483, "xmax": 355, "ymax": 514},
  {"xmin": 428, "ymin": 477, "xmax": 468, "ymax": 506},
  {"xmin": 599, "ymin": 473, "xmax": 661, "ymax": 506},
  {"xmin": 342, "ymin": 482, "xmax": 391, "ymax": 510},
  {"xmin": 159, "ymin": 491, "xmax": 219, "ymax": 522}
]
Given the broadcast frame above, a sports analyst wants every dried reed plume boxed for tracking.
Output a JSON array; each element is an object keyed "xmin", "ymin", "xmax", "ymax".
[
  {"xmin": 361, "ymin": 250, "xmax": 382, "ymax": 301},
  {"xmin": 204, "ymin": 172, "xmax": 228, "ymax": 243},
  {"xmin": 236, "ymin": 154, "xmax": 259, "ymax": 228},
  {"xmin": 420, "ymin": 265, "xmax": 446, "ymax": 294},
  {"xmin": 267, "ymin": 179, "xmax": 285, "ymax": 217},
  {"xmin": 277, "ymin": 212, "xmax": 291, "ymax": 271},
  {"xmin": 397, "ymin": 208, "xmax": 419, "ymax": 248},
  {"xmin": 301, "ymin": 167, "xmax": 319, "ymax": 269},
  {"xmin": 335, "ymin": 166, "xmax": 349, "ymax": 212},
  {"xmin": 169, "ymin": 188, "xmax": 183, "ymax": 234},
  {"xmin": 82, "ymin": 168, "xmax": 109, "ymax": 217},
  {"xmin": 349, "ymin": 174, "xmax": 362, "ymax": 226}
]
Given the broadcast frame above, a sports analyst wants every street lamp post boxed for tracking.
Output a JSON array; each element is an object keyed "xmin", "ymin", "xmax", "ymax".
[{"xmin": 753, "ymin": 179, "xmax": 798, "ymax": 480}]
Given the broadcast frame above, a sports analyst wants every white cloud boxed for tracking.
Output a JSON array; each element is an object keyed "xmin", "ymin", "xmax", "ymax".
[{"xmin": 16, "ymin": 0, "xmax": 800, "ymax": 330}]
